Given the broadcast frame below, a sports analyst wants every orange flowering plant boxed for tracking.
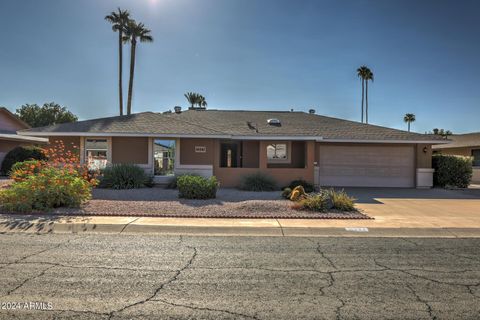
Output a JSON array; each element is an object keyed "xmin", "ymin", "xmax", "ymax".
[{"xmin": 0, "ymin": 140, "xmax": 99, "ymax": 213}]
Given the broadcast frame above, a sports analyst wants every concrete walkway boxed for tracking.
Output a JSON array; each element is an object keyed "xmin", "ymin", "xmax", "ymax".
[{"xmin": 1, "ymin": 187, "xmax": 479, "ymax": 237}]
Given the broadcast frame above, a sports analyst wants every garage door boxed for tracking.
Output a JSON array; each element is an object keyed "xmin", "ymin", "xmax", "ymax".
[{"xmin": 318, "ymin": 145, "xmax": 415, "ymax": 187}]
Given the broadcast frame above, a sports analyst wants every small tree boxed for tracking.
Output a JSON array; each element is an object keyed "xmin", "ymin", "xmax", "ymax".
[{"xmin": 15, "ymin": 102, "xmax": 78, "ymax": 127}]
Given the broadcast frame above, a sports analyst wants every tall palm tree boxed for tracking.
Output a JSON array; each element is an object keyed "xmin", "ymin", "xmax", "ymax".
[
  {"xmin": 356, "ymin": 66, "xmax": 369, "ymax": 123},
  {"xmin": 105, "ymin": 8, "xmax": 130, "ymax": 116},
  {"xmin": 364, "ymin": 68, "xmax": 374, "ymax": 124},
  {"xmin": 123, "ymin": 20, "xmax": 153, "ymax": 115},
  {"xmin": 403, "ymin": 113, "xmax": 416, "ymax": 132}
]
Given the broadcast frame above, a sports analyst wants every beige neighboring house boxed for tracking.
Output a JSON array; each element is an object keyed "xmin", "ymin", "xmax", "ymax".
[
  {"xmin": 0, "ymin": 107, "xmax": 48, "ymax": 172},
  {"xmin": 19, "ymin": 108, "xmax": 448, "ymax": 188},
  {"xmin": 432, "ymin": 132, "xmax": 480, "ymax": 184}
]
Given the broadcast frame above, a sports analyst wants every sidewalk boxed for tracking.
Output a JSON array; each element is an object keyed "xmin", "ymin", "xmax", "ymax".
[{"xmin": 0, "ymin": 214, "xmax": 479, "ymax": 237}]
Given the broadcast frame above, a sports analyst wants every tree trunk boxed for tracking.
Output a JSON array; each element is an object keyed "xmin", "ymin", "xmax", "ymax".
[
  {"xmin": 408, "ymin": 122, "xmax": 410, "ymax": 132},
  {"xmin": 118, "ymin": 31, "xmax": 124, "ymax": 116},
  {"xmin": 361, "ymin": 79, "xmax": 364, "ymax": 123},
  {"xmin": 365, "ymin": 80, "xmax": 369, "ymax": 124},
  {"xmin": 127, "ymin": 39, "xmax": 136, "ymax": 115}
]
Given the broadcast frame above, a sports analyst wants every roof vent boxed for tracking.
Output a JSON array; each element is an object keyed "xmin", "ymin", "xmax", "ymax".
[
  {"xmin": 267, "ymin": 118, "xmax": 281, "ymax": 125},
  {"xmin": 174, "ymin": 106, "xmax": 182, "ymax": 113},
  {"xmin": 309, "ymin": 109, "xmax": 315, "ymax": 114}
]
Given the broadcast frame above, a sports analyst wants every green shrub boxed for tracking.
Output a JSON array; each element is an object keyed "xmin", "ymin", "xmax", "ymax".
[
  {"xmin": 293, "ymin": 191, "xmax": 330, "ymax": 212},
  {"xmin": 0, "ymin": 166, "xmax": 92, "ymax": 212},
  {"xmin": 286, "ymin": 179, "xmax": 315, "ymax": 193},
  {"xmin": 239, "ymin": 172, "xmax": 277, "ymax": 191},
  {"xmin": 281, "ymin": 187, "xmax": 292, "ymax": 199},
  {"xmin": 1, "ymin": 146, "xmax": 47, "ymax": 175},
  {"xmin": 165, "ymin": 173, "xmax": 199, "ymax": 189},
  {"xmin": 99, "ymin": 164, "xmax": 153, "ymax": 189},
  {"xmin": 177, "ymin": 175, "xmax": 218, "ymax": 199},
  {"xmin": 432, "ymin": 154, "xmax": 472, "ymax": 188},
  {"xmin": 328, "ymin": 189, "xmax": 356, "ymax": 211}
]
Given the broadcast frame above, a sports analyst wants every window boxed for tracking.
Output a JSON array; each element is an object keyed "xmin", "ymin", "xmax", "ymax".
[
  {"xmin": 85, "ymin": 139, "xmax": 108, "ymax": 170},
  {"xmin": 154, "ymin": 140, "xmax": 175, "ymax": 175},
  {"xmin": 267, "ymin": 143, "xmax": 290, "ymax": 163},
  {"xmin": 472, "ymin": 149, "xmax": 480, "ymax": 167}
]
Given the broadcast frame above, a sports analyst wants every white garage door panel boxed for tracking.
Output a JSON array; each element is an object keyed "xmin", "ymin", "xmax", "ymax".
[{"xmin": 319, "ymin": 145, "xmax": 415, "ymax": 187}]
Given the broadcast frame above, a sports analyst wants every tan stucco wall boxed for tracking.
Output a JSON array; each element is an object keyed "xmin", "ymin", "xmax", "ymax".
[
  {"xmin": 242, "ymin": 140, "xmax": 259, "ymax": 168},
  {"xmin": 214, "ymin": 140, "xmax": 315, "ymax": 188},
  {"xmin": 436, "ymin": 147, "xmax": 478, "ymax": 157},
  {"xmin": 416, "ymin": 144, "xmax": 432, "ymax": 168},
  {"xmin": 180, "ymin": 138, "xmax": 215, "ymax": 165},
  {"xmin": 49, "ymin": 136, "xmax": 81, "ymax": 155},
  {"xmin": 112, "ymin": 137, "xmax": 149, "ymax": 164}
]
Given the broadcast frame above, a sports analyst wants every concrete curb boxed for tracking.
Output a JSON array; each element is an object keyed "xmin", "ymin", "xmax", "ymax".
[{"xmin": 1, "ymin": 219, "xmax": 479, "ymax": 238}]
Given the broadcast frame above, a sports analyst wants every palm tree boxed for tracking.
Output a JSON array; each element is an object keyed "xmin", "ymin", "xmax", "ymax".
[
  {"xmin": 356, "ymin": 66, "xmax": 369, "ymax": 123},
  {"xmin": 105, "ymin": 8, "xmax": 130, "ymax": 116},
  {"xmin": 184, "ymin": 92, "xmax": 199, "ymax": 109},
  {"xmin": 364, "ymin": 68, "xmax": 374, "ymax": 124},
  {"xmin": 184, "ymin": 92, "xmax": 207, "ymax": 109},
  {"xmin": 403, "ymin": 113, "xmax": 416, "ymax": 132},
  {"xmin": 123, "ymin": 20, "xmax": 153, "ymax": 115},
  {"xmin": 198, "ymin": 95, "xmax": 207, "ymax": 109}
]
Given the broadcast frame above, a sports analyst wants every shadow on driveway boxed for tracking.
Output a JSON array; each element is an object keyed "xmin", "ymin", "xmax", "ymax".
[{"xmin": 341, "ymin": 187, "xmax": 480, "ymax": 204}]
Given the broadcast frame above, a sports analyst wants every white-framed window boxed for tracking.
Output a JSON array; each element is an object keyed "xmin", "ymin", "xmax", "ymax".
[
  {"xmin": 85, "ymin": 138, "xmax": 108, "ymax": 170},
  {"xmin": 267, "ymin": 142, "xmax": 290, "ymax": 163}
]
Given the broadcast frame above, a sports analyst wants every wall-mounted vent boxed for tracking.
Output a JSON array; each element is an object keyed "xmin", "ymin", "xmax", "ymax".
[{"xmin": 267, "ymin": 118, "xmax": 281, "ymax": 125}]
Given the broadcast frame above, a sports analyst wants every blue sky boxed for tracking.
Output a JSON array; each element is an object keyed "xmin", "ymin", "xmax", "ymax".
[{"xmin": 0, "ymin": 0, "xmax": 479, "ymax": 133}]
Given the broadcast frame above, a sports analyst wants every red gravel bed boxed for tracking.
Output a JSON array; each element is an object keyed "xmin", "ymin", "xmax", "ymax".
[{"xmin": 1, "ymin": 188, "xmax": 372, "ymax": 219}]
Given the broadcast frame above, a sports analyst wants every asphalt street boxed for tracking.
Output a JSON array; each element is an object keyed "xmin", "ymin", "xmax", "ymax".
[{"xmin": 0, "ymin": 233, "xmax": 479, "ymax": 319}]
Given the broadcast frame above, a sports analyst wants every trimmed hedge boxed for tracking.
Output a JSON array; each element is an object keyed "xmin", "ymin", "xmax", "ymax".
[
  {"xmin": 239, "ymin": 172, "xmax": 277, "ymax": 191},
  {"xmin": 177, "ymin": 175, "xmax": 218, "ymax": 199},
  {"xmin": 98, "ymin": 164, "xmax": 153, "ymax": 189},
  {"xmin": 1, "ymin": 146, "xmax": 46, "ymax": 175},
  {"xmin": 432, "ymin": 154, "xmax": 472, "ymax": 188}
]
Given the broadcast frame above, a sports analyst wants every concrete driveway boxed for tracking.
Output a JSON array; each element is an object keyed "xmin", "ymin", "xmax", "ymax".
[{"xmin": 280, "ymin": 187, "xmax": 480, "ymax": 230}]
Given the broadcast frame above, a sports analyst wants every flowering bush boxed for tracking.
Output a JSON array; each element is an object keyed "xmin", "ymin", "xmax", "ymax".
[
  {"xmin": 10, "ymin": 160, "xmax": 45, "ymax": 182},
  {"xmin": 0, "ymin": 140, "xmax": 98, "ymax": 212},
  {"xmin": 0, "ymin": 167, "xmax": 93, "ymax": 212}
]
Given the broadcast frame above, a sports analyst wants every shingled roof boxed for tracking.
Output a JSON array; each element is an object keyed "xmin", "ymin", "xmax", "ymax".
[
  {"xmin": 19, "ymin": 109, "xmax": 446, "ymax": 143},
  {"xmin": 433, "ymin": 132, "xmax": 480, "ymax": 149}
]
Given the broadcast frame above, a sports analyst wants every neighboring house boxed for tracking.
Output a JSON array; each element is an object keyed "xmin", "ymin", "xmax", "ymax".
[
  {"xmin": 19, "ymin": 109, "xmax": 447, "ymax": 188},
  {"xmin": 0, "ymin": 107, "xmax": 48, "ymax": 171},
  {"xmin": 432, "ymin": 132, "xmax": 480, "ymax": 184}
]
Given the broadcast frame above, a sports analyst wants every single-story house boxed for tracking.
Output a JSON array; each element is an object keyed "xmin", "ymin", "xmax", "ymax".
[
  {"xmin": 18, "ymin": 108, "xmax": 447, "ymax": 188},
  {"xmin": 432, "ymin": 132, "xmax": 480, "ymax": 183},
  {"xmin": 0, "ymin": 107, "xmax": 48, "ymax": 171}
]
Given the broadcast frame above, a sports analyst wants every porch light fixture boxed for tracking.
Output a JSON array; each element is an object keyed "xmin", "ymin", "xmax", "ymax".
[{"xmin": 423, "ymin": 146, "xmax": 428, "ymax": 153}]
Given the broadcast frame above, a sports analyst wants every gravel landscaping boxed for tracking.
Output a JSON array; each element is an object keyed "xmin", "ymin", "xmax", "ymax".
[{"xmin": 49, "ymin": 188, "xmax": 370, "ymax": 219}]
